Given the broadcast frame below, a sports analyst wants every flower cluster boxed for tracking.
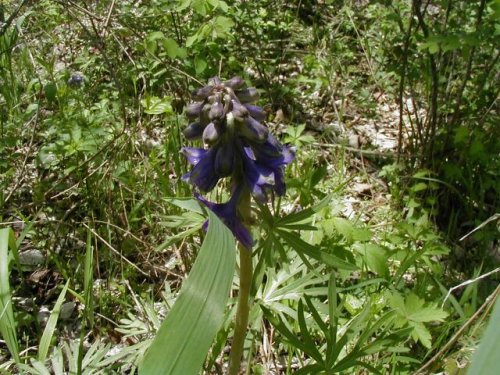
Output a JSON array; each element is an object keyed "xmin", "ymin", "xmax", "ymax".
[{"xmin": 181, "ymin": 77, "xmax": 294, "ymax": 248}]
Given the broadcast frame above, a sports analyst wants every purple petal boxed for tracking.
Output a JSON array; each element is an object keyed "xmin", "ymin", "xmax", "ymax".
[
  {"xmin": 240, "ymin": 147, "xmax": 275, "ymax": 202},
  {"xmin": 231, "ymin": 100, "xmax": 249, "ymax": 118},
  {"xmin": 208, "ymin": 77, "xmax": 222, "ymax": 86},
  {"xmin": 186, "ymin": 147, "xmax": 219, "ymax": 192},
  {"xmin": 195, "ymin": 187, "xmax": 253, "ymax": 249},
  {"xmin": 182, "ymin": 147, "xmax": 208, "ymax": 165},
  {"xmin": 209, "ymin": 101, "xmax": 224, "ymax": 121},
  {"xmin": 250, "ymin": 134, "xmax": 295, "ymax": 167},
  {"xmin": 240, "ymin": 134, "xmax": 294, "ymax": 198}
]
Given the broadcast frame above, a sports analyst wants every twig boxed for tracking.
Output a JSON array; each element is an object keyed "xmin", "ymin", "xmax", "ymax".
[
  {"xmin": 100, "ymin": 0, "xmax": 115, "ymax": 39},
  {"xmin": 442, "ymin": 268, "xmax": 500, "ymax": 307},
  {"xmin": 50, "ymin": 160, "xmax": 108, "ymax": 199},
  {"xmin": 82, "ymin": 222, "xmax": 149, "ymax": 277},
  {"xmin": 91, "ymin": 220, "xmax": 148, "ymax": 245},
  {"xmin": 397, "ymin": 9, "xmax": 414, "ymax": 161},
  {"xmin": 311, "ymin": 142, "xmax": 398, "ymax": 158},
  {"xmin": 62, "ymin": 0, "xmax": 104, "ymax": 22},
  {"xmin": 0, "ymin": 0, "xmax": 30, "ymax": 36},
  {"xmin": 416, "ymin": 285, "xmax": 499, "ymax": 374},
  {"xmin": 459, "ymin": 213, "xmax": 500, "ymax": 242}
]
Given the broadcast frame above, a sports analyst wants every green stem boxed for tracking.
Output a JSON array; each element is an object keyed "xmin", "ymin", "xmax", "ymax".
[{"xmin": 228, "ymin": 245, "xmax": 253, "ymax": 375}]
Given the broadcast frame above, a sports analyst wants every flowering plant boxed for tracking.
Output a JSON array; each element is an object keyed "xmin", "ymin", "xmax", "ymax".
[
  {"xmin": 180, "ymin": 76, "xmax": 294, "ymax": 373},
  {"xmin": 181, "ymin": 76, "xmax": 294, "ymax": 249}
]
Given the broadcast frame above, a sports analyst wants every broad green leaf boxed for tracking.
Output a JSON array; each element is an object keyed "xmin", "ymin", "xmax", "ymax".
[
  {"xmin": 0, "ymin": 228, "xmax": 19, "ymax": 363},
  {"xmin": 388, "ymin": 292, "xmax": 407, "ymax": 316},
  {"xmin": 409, "ymin": 306, "xmax": 448, "ymax": 323},
  {"xmin": 192, "ymin": 0, "xmax": 207, "ymax": 15},
  {"xmin": 44, "ymin": 82, "xmax": 57, "ymax": 102},
  {"xmin": 162, "ymin": 38, "xmax": 179, "ymax": 58},
  {"xmin": 141, "ymin": 96, "xmax": 173, "ymax": 115},
  {"xmin": 176, "ymin": 0, "xmax": 191, "ymax": 11},
  {"xmin": 139, "ymin": 211, "xmax": 236, "ymax": 375},
  {"xmin": 353, "ymin": 243, "xmax": 388, "ymax": 278},
  {"xmin": 194, "ymin": 56, "xmax": 207, "ymax": 74},
  {"xmin": 330, "ymin": 217, "xmax": 355, "ymax": 242},
  {"xmin": 352, "ymin": 228, "xmax": 373, "ymax": 242},
  {"xmin": 468, "ymin": 296, "xmax": 500, "ymax": 374},
  {"xmin": 185, "ymin": 34, "xmax": 198, "ymax": 48},
  {"xmin": 410, "ymin": 322, "xmax": 432, "ymax": 349},
  {"xmin": 214, "ymin": 16, "xmax": 234, "ymax": 36}
]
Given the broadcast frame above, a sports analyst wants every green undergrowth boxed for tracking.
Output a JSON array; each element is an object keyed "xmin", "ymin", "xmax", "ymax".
[{"xmin": 1, "ymin": 1, "xmax": 498, "ymax": 374}]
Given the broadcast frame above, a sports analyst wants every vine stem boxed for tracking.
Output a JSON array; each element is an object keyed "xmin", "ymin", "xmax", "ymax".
[{"xmin": 228, "ymin": 245, "xmax": 252, "ymax": 374}]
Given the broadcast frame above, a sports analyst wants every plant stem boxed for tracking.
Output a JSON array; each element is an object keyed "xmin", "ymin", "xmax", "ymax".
[{"xmin": 228, "ymin": 244, "xmax": 253, "ymax": 374}]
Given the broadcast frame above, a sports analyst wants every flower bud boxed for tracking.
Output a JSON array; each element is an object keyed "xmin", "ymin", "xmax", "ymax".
[
  {"xmin": 183, "ymin": 122, "xmax": 204, "ymax": 140},
  {"xmin": 224, "ymin": 76, "xmax": 245, "ymax": 90},
  {"xmin": 203, "ymin": 122, "xmax": 220, "ymax": 145},
  {"xmin": 186, "ymin": 102, "xmax": 204, "ymax": 118},
  {"xmin": 209, "ymin": 101, "xmax": 224, "ymax": 121},
  {"xmin": 240, "ymin": 117, "xmax": 269, "ymax": 142},
  {"xmin": 200, "ymin": 103, "xmax": 211, "ymax": 125},
  {"xmin": 235, "ymin": 88, "xmax": 260, "ymax": 103},
  {"xmin": 208, "ymin": 77, "xmax": 222, "ymax": 86},
  {"xmin": 192, "ymin": 85, "xmax": 213, "ymax": 100},
  {"xmin": 244, "ymin": 104, "xmax": 266, "ymax": 122},
  {"xmin": 231, "ymin": 100, "xmax": 249, "ymax": 118}
]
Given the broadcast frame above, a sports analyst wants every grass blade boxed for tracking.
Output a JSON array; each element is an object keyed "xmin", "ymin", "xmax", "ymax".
[
  {"xmin": 0, "ymin": 228, "xmax": 20, "ymax": 363},
  {"xmin": 38, "ymin": 280, "xmax": 70, "ymax": 362}
]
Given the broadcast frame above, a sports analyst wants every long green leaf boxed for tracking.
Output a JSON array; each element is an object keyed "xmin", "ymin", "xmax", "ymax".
[
  {"xmin": 277, "ymin": 229, "xmax": 357, "ymax": 271},
  {"xmin": 0, "ymin": 228, "xmax": 20, "ymax": 363},
  {"xmin": 139, "ymin": 211, "xmax": 236, "ymax": 375},
  {"xmin": 467, "ymin": 294, "xmax": 500, "ymax": 375},
  {"xmin": 39, "ymin": 280, "xmax": 70, "ymax": 362}
]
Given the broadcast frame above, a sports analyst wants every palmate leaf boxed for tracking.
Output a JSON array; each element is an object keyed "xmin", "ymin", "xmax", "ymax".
[
  {"xmin": 388, "ymin": 292, "xmax": 448, "ymax": 348},
  {"xmin": 139, "ymin": 211, "xmax": 236, "ymax": 375}
]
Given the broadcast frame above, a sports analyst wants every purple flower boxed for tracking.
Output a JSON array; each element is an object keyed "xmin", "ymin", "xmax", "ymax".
[
  {"xmin": 195, "ymin": 186, "xmax": 253, "ymax": 249},
  {"xmin": 181, "ymin": 77, "xmax": 294, "ymax": 248},
  {"xmin": 181, "ymin": 147, "xmax": 219, "ymax": 192}
]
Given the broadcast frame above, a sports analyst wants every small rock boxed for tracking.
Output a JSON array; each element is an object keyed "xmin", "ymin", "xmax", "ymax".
[
  {"xmin": 348, "ymin": 134, "xmax": 360, "ymax": 149},
  {"xmin": 37, "ymin": 306, "xmax": 50, "ymax": 325},
  {"xmin": 19, "ymin": 249, "xmax": 45, "ymax": 266},
  {"xmin": 60, "ymin": 302, "xmax": 76, "ymax": 320}
]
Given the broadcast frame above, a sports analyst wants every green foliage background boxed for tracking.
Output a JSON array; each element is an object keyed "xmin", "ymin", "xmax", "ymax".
[{"xmin": 0, "ymin": 0, "xmax": 498, "ymax": 373}]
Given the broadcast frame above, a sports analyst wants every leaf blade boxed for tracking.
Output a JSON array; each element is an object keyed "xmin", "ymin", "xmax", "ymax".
[{"xmin": 139, "ymin": 211, "xmax": 236, "ymax": 375}]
